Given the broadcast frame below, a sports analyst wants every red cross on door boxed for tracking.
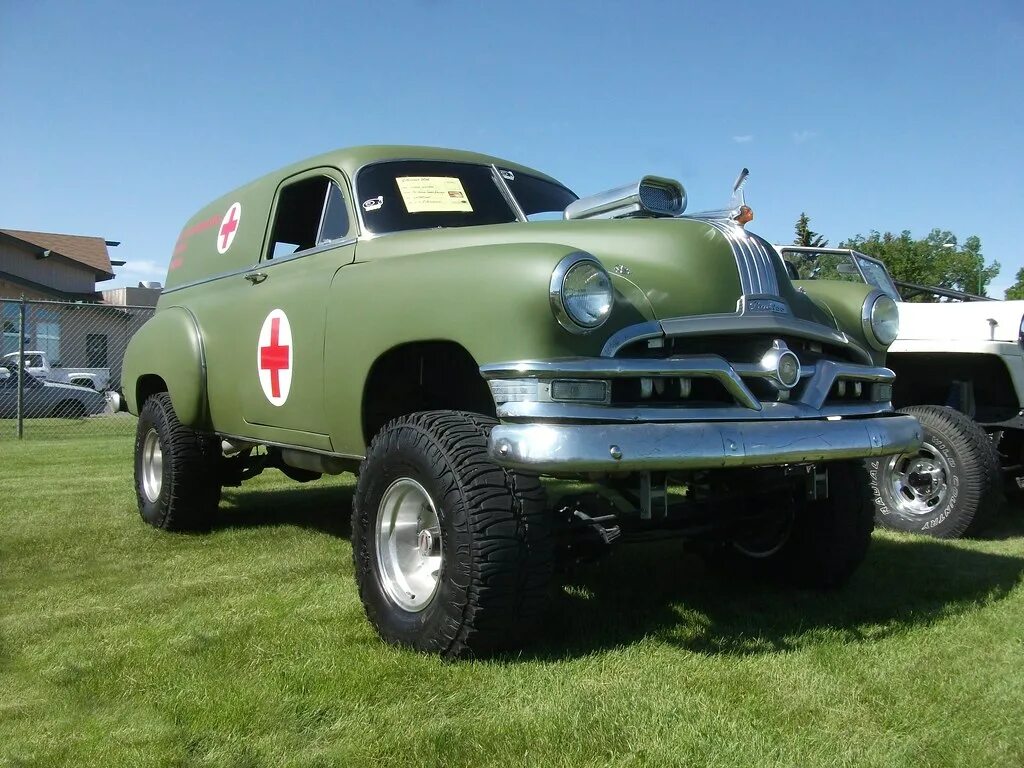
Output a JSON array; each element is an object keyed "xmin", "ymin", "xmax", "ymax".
[{"xmin": 257, "ymin": 309, "xmax": 292, "ymax": 405}]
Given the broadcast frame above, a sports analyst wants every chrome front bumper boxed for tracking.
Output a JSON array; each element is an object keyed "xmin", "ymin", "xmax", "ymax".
[{"xmin": 488, "ymin": 414, "xmax": 922, "ymax": 473}]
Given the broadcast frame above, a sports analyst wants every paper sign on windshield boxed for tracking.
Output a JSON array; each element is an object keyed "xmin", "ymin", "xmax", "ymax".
[{"xmin": 396, "ymin": 176, "xmax": 473, "ymax": 213}]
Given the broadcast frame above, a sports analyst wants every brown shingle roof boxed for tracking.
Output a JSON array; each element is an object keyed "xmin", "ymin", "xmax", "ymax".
[{"xmin": 0, "ymin": 228, "xmax": 114, "ymax": 277}]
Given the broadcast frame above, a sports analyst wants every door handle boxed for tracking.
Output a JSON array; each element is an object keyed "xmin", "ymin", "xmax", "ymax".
[{"xmin": 244, "ymin": 272, "xmax": 268, "ymax": 284}]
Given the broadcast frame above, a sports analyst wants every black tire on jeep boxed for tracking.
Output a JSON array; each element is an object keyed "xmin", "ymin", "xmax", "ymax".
[
  {"xmin": 352, "ymin": 411, "xmax": 554, "ymax": 658},
  {"xmin": 731, "ymin": 460, "xmax": 874, "ymax": 588},
  {"xmin": 134, "ymin": 392, "xmax": 221, "ymax": 531},
  {"xmin": 867, "ymin": 405, "xmax": 1002, "ymax": 538}
]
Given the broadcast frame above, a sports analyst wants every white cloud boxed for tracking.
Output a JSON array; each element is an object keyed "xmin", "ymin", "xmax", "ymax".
[
  {"xmin": 792, "ymin": 130, "xmax": 817, "ymax": 144},
  {"xmin": 732, "ymin": 135, "xmax": 753, "ymax": 143}
]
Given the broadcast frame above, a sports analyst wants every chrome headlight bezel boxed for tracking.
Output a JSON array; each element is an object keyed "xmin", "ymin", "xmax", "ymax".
[
  {"xmin": 550, "ymin": 252, "xmax": 613, "ymax": 333},
  {"xmin": 861, "ymin": 291, "xmax": 900, "ymax": 351}
]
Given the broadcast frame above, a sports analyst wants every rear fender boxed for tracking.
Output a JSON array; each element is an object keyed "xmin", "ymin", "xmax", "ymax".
[{"xmin": 121, "ymin": 306, "xmax": 209, "ymax": 426}]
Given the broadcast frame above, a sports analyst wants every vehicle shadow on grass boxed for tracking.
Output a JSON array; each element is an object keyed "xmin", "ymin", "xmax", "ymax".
[
  {"xmin": 201, "ymin": 482, "xmax": 1024, "ymax": 661},
  {"xmin": 523, "ymin": 530, "xmax": 1024, "ymax": 660},
  {"xmin": 211, "ymin": 484, "xmax": 355, "ymax": 538}
]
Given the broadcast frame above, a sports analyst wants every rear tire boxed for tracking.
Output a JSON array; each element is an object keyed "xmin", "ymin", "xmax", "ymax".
[
  {"xmin": 868, "ymin": 405, "xmax": 1001, "ymax": 538},
  {"xmin": 352, "ymin": 411, "xmax": 554, "ymax": 658},
  {"xmin": 134, "ymin": 392, "xmax": 221, "ymax": 531},
  {"xmin": 733, "ymin": 461, "xmax": 874, "ymax": 588}
]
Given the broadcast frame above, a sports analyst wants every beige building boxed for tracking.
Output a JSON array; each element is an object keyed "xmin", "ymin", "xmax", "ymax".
[
  {"xmin": 0, "ymin": 228, "xmax": 121, "ymax": 301},
  {"xmin": 1, "ymin": 229, "xmax": 158, "ymax": 380}
]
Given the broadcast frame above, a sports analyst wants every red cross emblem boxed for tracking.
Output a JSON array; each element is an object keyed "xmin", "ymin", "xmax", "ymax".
[
  {"xmin": 257, "ymin": 309, "xmax": 292, "ymax": 405},
  {"xmin": 217, "ymin": 202, "xmax": 242, "ymax": 254}
]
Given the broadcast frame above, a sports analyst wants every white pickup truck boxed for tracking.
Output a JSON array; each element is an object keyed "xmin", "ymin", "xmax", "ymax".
[
  {"xmin": 777, "ymin": 245, "xmax": 1022, "ymax": 539},
  {"xmin": 2, "ymin": 350, "xmax": 111, "ymax": 391}
]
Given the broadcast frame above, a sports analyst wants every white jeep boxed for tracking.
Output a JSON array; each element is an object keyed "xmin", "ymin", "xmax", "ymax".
[{"xmin": 777, "ymin": 245, "xmax": 1022, "ymax": 538}]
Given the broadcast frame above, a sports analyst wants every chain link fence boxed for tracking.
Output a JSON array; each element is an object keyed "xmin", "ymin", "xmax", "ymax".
[{"xmin": 1, "ymin": 298, "xmax": 154, "ymax": 439}]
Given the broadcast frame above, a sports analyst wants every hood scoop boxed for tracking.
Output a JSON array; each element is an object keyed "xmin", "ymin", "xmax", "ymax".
[{"xmin": 564, "ymin": 176, "xmax": 686, "ymax": 220}]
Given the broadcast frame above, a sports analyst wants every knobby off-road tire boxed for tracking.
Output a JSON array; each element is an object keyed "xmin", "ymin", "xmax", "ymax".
[
  {"xmin": 733, "ymin": 461, "xmax": 874, "ymax": 589},
  {"xmin": 134, "ymin": 392, "xmax": 221, "ymax": 531},
  {"xmin": 868, "ymin": 405, "xmax": 1002, "ymax": 538},
  {"xmin": 352, "ymin": 411, "xmax": 554, "ymax": 659}
]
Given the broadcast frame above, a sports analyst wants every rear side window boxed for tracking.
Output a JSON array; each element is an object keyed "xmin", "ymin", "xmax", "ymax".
[{"xmin": 268, "ymin": 176, "xmax": 350, "ymax": 259}]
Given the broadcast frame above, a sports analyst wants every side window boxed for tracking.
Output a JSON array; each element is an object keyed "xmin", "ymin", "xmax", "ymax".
[
  {"xmin": 268, "ymin": 176, "xmax": 350, "ymax": 260},
  {"xmin": 319, "ymin": 183, "xmax": 349, "ymax": 244}
]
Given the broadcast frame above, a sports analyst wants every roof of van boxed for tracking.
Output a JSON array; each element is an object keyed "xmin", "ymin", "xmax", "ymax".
[{"xmin": 236, "ymin": 145, "xmax": 566, "ymax": 193}]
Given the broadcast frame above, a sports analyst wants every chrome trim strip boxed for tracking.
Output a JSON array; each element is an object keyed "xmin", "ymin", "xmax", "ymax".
[
  {"xmin": 489, "ymin": 414, "xmax": 923, "ymax": 473},
  {"xmin": 601, "ymin": 320, "xmax": 662, "ymax": 357},
  {"xmin": 162, "ymin": 264, "xmax": 257, "ymax": 294},
  {"xmin": 799, "ymin": 359, "xmax": 892, "ymax": 410},
  {"xmin": 162, "ymin": 237, "xmax": 358, "ymax": 295},
  {"xmin": 494, "ymin": 400, "xmax": 894, "ymax": 422},
  {"xmin": 601, "ymin": 313, "xmax": 871, "ymax": 365},
  {"xmin": 686, "ymin": 216, "xmax": 780, "ymax": 297},
  {"xmin": 658, "ymin": 313, "xmax": 870, "ymax": 363},
  {"xmin": 263, "ymin": 236, "xmax": 358, "ymax": 267},
  {"xmin": 482, "ymin": 355, "xmax": 761, "ymax": 410},
  {"xmin": 482, "ymin": 354, "xmax": 893, "ymax": 416}
]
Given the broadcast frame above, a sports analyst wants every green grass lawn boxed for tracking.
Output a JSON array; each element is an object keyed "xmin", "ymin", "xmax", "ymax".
[{"xmin": 2, "ymin": 433, "xmax": 1023, "ymax": 767}]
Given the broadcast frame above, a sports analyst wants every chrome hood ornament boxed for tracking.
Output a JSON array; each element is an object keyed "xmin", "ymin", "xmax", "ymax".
[{"xmin": 686, "ymin": 167, "xmax": 753, "ymax": 226}]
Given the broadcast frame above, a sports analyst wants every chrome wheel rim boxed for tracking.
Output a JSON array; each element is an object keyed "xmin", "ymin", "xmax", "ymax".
[
  {"xmin": 375, "ymin": 477, "xmax": 443, "ymax": 612},
  {"xmin": 732, "ymin": 507, "xmax": 794, "ymax": 558},
  {"xmin": 141, "ymin": 428, "xmax": 163, "ymax": 503},
  {"xmin": 886, "ymin": 441, "xmax": 950, "ymax": 516}
]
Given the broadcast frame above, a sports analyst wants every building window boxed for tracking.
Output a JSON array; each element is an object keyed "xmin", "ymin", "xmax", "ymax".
[
  {"xmin": 1, "ymin": 303, "xmax": 19, "ymax": 356},
  {"xmin": 34, "ymin": 320, "xmax": 61, "ymax": 364},
  {"xmin": 86, "ymin": 334, "xmax": 108, "ymax": 368}
]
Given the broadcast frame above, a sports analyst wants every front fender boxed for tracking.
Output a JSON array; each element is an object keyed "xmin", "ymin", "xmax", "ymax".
[
  {"xmin": 324, "ymin": 242, "xmax": 652, "ymax": 454},
  {"xmin": 122, "ymin": 306, "xmax": 208, "ymax": 426},
  {"xmin": 795, "ymin": 280, "xmax": 888, "ymax": 364}
]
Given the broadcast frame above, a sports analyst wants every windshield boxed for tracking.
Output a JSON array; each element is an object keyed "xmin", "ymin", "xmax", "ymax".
[
  {"xmin": 356, "ymin": 160, "xmax": 577, "ymax": 235},
  {"xmin": 781, "ymin": 248, "xmax": 901, "ymax": 301},
  {"xmin": 855, "ymin": 255, "xmax": 901, "ymax": 300}
]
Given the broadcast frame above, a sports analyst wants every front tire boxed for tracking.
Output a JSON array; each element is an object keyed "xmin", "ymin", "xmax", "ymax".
[
  {"xmin": 134, "ymin": 392, "xmax": 221, "ymax": 531},
  {"xmin": 352, "ymin": 411, "xmax": 554, "ymax": 658},
  {"xmin": 868, "ymin": 405, "xmax": 1001, "ymax": 538}
]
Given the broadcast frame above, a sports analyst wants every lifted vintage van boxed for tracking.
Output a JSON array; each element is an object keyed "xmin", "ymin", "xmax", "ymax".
[{"xmin": 122, "ymin": 146, "xmax": 919, "ymax": 657}]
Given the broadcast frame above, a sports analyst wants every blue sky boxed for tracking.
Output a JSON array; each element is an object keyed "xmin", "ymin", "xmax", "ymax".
[{"xmin": 2, "ymin": 0, "xmax": 1022, "ymax": 293}]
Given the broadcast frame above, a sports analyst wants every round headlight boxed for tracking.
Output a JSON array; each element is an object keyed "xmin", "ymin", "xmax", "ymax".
[
  {"xmin": 863, "ymin": 293, "xmax": 900, "ymax": 350},
  {"xmin": 550, "ymin": 253, "xmax": 613, "ymax": 332}
]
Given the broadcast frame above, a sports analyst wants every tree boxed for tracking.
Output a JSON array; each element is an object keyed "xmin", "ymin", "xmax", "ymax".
[
  {"xmin": 840, "ymin": 228, "xmax": 999, "ymax": 300},
  {"xmin": 794, "ymin": 213, "xmax": 828, "ymax": 247},
  {"xmin": 1005, "ymin": 268, "xmax": 1024, "ymax": 300}
]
